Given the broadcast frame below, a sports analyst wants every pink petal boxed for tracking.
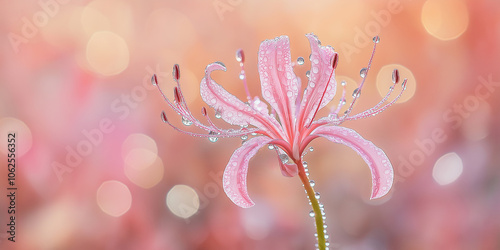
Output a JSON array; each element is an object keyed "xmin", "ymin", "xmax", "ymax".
[
  {"xmin": 312, "ymin": 126, "xmax": 393, "ymax": 199},
  {"xmin": 279, "ymin": 160, "xmax": 298, "ymax": 177},
  {"xmin": 258, "ymin": 36, "xmax": 299, "ymax": 131},
  {"xmin": 200, "ymin": 62, "xmax": 269, "ymax": 129},
  {"xmin": 299, "ymin": 34, "xmax": 338, "ymax": 126},
  {"xmin": 223, "ymin": 136, "xmax": 273, "ymax": 208}
]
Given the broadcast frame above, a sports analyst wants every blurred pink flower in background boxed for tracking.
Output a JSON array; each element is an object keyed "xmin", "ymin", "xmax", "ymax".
[{"xmin": 1, "ymin": 0, "xmax": 500, "ymax": 249}]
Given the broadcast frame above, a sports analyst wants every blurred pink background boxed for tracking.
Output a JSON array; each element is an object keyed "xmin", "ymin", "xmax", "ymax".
[{"xmin": 1, "ymin": 0, "xmax": 499, "ymax": 249}]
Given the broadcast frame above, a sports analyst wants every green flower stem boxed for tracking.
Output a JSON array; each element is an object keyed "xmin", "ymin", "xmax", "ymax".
[{"xmin": 296, "ymin": 159, "xmax": 326, "ymax": 250}]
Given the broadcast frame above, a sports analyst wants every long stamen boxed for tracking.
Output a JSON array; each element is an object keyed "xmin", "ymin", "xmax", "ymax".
[
  {"xmin": 236, "ymin": 49, "xmax": 252, "ymax": 102},
  {"xmin": 339, "ymin": 36, "xmax": 379, "ymax": 122},
  {"xmin": 331, "ymin": 80, "xmax": 347, "ymax": 116}
]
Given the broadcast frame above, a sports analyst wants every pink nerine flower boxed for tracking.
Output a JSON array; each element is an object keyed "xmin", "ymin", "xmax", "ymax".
[{"xmin": 153, "ymin": 34, "xmax": 406, "ymax": 209}]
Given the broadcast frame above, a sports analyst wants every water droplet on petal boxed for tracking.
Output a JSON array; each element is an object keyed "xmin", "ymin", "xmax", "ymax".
[
  {"xmin": 302, "ymin": 161, "xmax": 308, "ymax": 168},
  {"xmin": 306, "ymin": 70, "xmax": 310, "ymax": 78},
  {"xmin": 315, "ymin": 192, "xmax": 320, "ymax": 199},
  {"xmin": 309, "ymin": 147, "xmax": 314, "ymax": 152},
  {"xmin": 297, "ymin": 57, "xmax": 305, "ymax": 65},
  {"xmin": 360, "ymin": 68, "xmax": 368, "ymax": 78},
  {"xmin": 279, "ymin": 154, "xmax": 289, "ymax": 164},
  {"xmin": 268, "ymin": 144, "xmax": 275, "ymax": 150},
  {"xmin": 352, "ymin": 88, "xmax": 361, "ymax": 98},
  {"xmin": 341, "ymin": 80, "xmax": 346, "ymax": 86},
  {"xmin": 235, "ymin": 49, "xmax": 245, "ymax": 63},
  {"xmin": 239, "ymin": 71, "xmax": 245, "ymax": 80},
  {"xmin": 309, "ymin": 210, "xmax": 315, "ymax": 217},
  {"xmin": 309, "ymin": 180, "xmax": 315, "ymax": 187},
  {"xmin": 373, "ymin": 36, "xmax": 380, "ymax": 44},
  {"xmin": 208, "ymin": 131, "xmax": 219, "ymax": 143},
  {"xmin": 181, "ymin": 116, "xmax": 192, "ymax": 126},
  {"xmin": 240, "ymin": 135, "xmax": 248, "ymax": 141},
  {"xmin": 215, "ymin": 110, "xmax": 222, "ymax": 119}
]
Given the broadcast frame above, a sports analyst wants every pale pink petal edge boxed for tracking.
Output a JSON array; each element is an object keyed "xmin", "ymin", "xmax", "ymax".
[
  {"xmin": 313, "ymin": 126, "xmax": 394, "ymax": 199},
  {"xmin": 223, "ymin": 136, "xmax": 273, "ymax": 208}
]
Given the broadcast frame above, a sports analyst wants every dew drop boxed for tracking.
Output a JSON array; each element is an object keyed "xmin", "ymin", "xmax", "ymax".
[
  {"xmin": 268, "ymin": 144, "xmax": 275, "ymax": 150},
  {"xmin": 208, "ymin": 131, "xmax": 219, "ymax": 143},
  {"xmin": 341, "ymin": 80, "xmax": 346, "ymax": 86},
  {"xmin": 352, "ymin": 88, "xmax": 361, "ymax": 98},
  {"xmin": 360, "ymin": 68, "xmax": 368, "ymax": 78},
  {"xmin": 309, "ymin": 147, "xmax": 314, "ymax": 152},
  {"xmin": 302, "ymin": 161, "xmax": 308, "ymax": 168},
  {"xmin": 181, "ymin": 116, "xmax": 192, "ymax": 126},
  {"xmin": 306, "ymin": 70, "xmax": 310, "ymax": 78},
  {"xmin": 239, "ymin": 71, "xmax": 245, "ymax": 80},
  {"xmin": 235, "ymin": 49, "xmax": 245, "ymax": 63},
  {"xmin": 340, "ymin": 98, "xmax": 346, "ymax": 105},
  {"xmin": 309, "ymin": 210, "xmax": 315, "ymax": 217},
  {"xmin": 297, "ymin": 57, "xmax": 305, "ymax": 65},
  {"xmin": 279, "ymin": 154, "xmax": 289, "ymax": 164},
  {"xmin": 309, "ymin": 180, "xmax": 315, "ymax": 187},
  {"xmin": 215, "ymin": 110, "xmax": 222, "ymax": 119},
  {"xmin": 373, "ymin": 36, "xmax": 380, "ymax": 44},
  {"xmin": 240, "ymin": 135, "xmax": 248, "ymax": 141},
  {"xmin": 314, "ymin": 192, "xmax": 320, "ymax": 199}
]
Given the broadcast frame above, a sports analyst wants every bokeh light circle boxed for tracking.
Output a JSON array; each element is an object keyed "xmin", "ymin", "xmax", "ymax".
[
  {"xmin": 421, "ymin": 0, "xmax": 469, "ymax": 41},
  {"xmin": 96, "ymin": 180, "xmax": 132, "ymax": 217},
  {"xmin": 121, "ymin": 133, "xmax": 158, "ymax": 164},
  {"xmin": 376, "ymin": 64, "xmax": 416, "ymax": 103},
  {"xmin": 124, "ymin": 150, "xmax": 164, "ymax": 189},
  {"xmin": 432, "ymin": 152, "xmax": 463, "ymax": 185},
  {"xmin": 166, "ymin": 185, "xmax": 200, "ymax": 219},
  {"xmin": 0, "ymin": 117, "xmax": 33, "ymax": 156},
  {"xmin": 86, "ymin": 31, "xmax": 129, "ymax": 76}
]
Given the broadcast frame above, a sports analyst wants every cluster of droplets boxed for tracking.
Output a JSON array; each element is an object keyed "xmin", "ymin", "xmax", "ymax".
[
  {"xmin": 321, "ymin": 36, "xmax": 408, "ymax": 126},
  {"xmin": 153, "ymin": 59, "xmax": 259, "ymax": 144},
  {"xmin": 302, "ymin": 159, "xmax": 330, "ymax": 250}
]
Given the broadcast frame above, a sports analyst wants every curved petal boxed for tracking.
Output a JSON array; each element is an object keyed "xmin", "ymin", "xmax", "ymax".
[
  {"xmin": 258, "ymin": 36, "xmax": 299, "ymax": 135},
  {"xmin": 312, "ymin": 126, "xmax": 393, "ymax": 199},
  {"xmin": 200, "ymin": 63, "xmax": 281, "ymax": 138},
  {"xmin": 223, "ymin": 136, "xmax": 273, "ymax": 208},
  {"xmin": 298, "ymin": 34, "xmax": 338, "ymax": 127},
  {"xmin": 200, "ymin": 62, "xmax": 256, "ymax": 126}
]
